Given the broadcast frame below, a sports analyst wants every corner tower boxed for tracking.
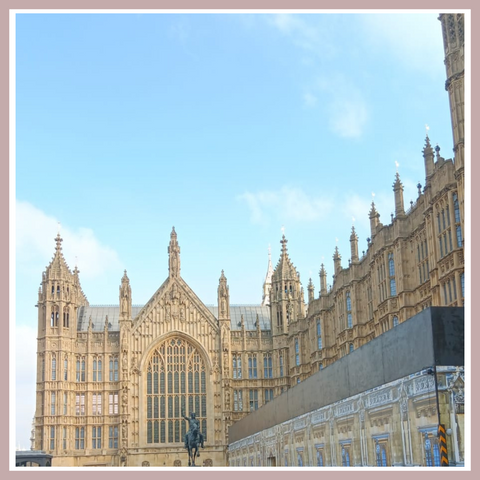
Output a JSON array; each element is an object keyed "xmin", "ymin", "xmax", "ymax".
[{"xmin": 34, "ymin": 233, "xmax": 88, "ymax": 451}]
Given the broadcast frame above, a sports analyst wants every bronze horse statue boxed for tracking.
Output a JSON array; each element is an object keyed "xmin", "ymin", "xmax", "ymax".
[{"xmin": 182, "ymin": 411, "xmax": 205, "ymax": 467}]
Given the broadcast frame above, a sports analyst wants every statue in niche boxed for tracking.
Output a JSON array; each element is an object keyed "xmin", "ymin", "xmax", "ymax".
[{"xmin": 121, "ymin": 292, "xmax": 128, "ymax": 314}]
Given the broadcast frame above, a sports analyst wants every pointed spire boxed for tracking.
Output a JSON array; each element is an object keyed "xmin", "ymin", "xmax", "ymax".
[
  {"xmin": 333, "ymin": 246, "xmax": 342, "ymax": 275},
  {"xmin": 168, "ymin": 227, "xmax": 181, "ymax": 277},
  {"xmin": 350, "ymin": 225, "xmax": 359, "ymax": 263},
  {"xmin": 120, "ymin": 269, "xmax": 132, "ymax": 319},
  {"xmin": 307, "ymin": 278, "xmax": 314, "ymax": 303},
  {"xmin": 369, "ymin": 201, "xmax": 381, "ymax": 238},
  {"xmin": 423, "ymin": 127, "xmax": 435, "ymax": 181},
  {"xmin": 262, "ymin": 245, "xmax": 274, "ymax": 306},
  {"xmin": 393, "ymin": 172, "xmax": 405, "ymax": 217},
  {"xmin": 218, "ymin": 269, "xmax": 229, "ymax": 318},
  {"xmin": 319, "ymin": 263, "xmax": 327, "ymax": 294}
]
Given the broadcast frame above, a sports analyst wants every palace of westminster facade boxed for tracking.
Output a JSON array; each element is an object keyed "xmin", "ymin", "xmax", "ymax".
[{"xmin": 32, "ymin": 13, "xmax": 465, "ymax": 467}]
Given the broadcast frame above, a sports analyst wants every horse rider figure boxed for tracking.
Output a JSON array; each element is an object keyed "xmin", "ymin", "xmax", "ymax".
[{"xmin": 182, "ymin": 411, "xmax": 205, "ymax": 450}]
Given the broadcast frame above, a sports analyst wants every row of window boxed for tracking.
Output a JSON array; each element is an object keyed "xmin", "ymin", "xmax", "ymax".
[
  {"xmin": 47, "ymin": 426, "xmax": 118, "ymax": 451},
  {"xmin": 45, "ymin": 356, "xmax": 119, "ymax": 383},
  {"xmin": 49, "ymin": 306, "xmax": 70, "ymax": 328},
  {"xmin": 46, "ymin": 392, "xmax": 119, "ymax": 416},
  {"xmin": 443, "ymin": 274, "xmax": 464, "ymax": 305},
  {"xmin": 232, "ymin": 353, "xmax": 284, "ymax": 379},
  {"xmin": 232, "ymin": 388, "xmax": 275, "ymax": 412}
]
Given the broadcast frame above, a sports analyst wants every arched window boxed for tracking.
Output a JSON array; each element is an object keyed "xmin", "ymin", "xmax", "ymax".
[
  {"xmin": 51, "ymin": 306, "xmax": 59, "ymax": 327},
  {"xmin": 93, "ymin": 357, "xmax": 102, "ymax": 382},
  {"xmin": 76, "ymin": 356, "xmax": 85, "ymax": 382},
  {"xmin": 295, "ymin": 338, "xmax": 300, "ymax": 366},
  {"xmin": 109, "ymin": 356, "xmax": 118, "ymax": 381},
  {"xmin": 346, "ymin": 292, "xmax": 352, "ymax": 328},
  {"xmin": 263, "ymin": 353, "xmax": 272, "ymax": 378},
  {"xmin": 51, "ymin": 355, "xmax": 56, "ymax": 381},
  {"xmin": 317, "ymin": 319, "xmax": 322, "ymax": 349},
  {"xmin": 232, "ymin": 354, "xmax": 241, "ymax": 379},
  {"xmin": 424, "ymin": 433, "xmax": 441, "ymax": 466},
  {"xmin": 146, "ymin": 336, "xmax": 207, "ymax": 445},
  {"xmin": 388, "ymin": 253, "xmax": 397, "ymax": 296},
  {"xmin": 63, "ymin": 307, "xmax": 69, "ymax": 328},
  {"xmin": 375, "ymin": 441, "xmax": 388, "ymax": 466},
  {"xmin": 248, "ymin": 354, "xmax": 257, "ymax": 379}
]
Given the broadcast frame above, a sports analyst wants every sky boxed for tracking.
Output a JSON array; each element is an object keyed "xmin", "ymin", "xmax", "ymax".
[{"xmin": 13, "ymin": 11, "xmax": 456, "ymax": 450}]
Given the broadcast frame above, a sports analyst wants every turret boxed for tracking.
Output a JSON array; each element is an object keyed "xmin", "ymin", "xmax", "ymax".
[
  {"xmin": 261, "ymin": 245, "xmax": 274, "ymax": 306},
  {"xmin": 333, "ymin": 246, "xmax": 342, "ymax": 275},
  {"xmin": 119, "ymin": 270, "xmax": 132, "ymax": 320},
  {"xmin": 439, "ymin": 13, "xmax": 464, "ymax": 172},
  {"xmin": 350, "ymin": 226, "xmax": 359, "ymax": 263},
  {"xmin": 307, "ymin": 278, "xmax": 314, "ymax": 304},
  {"xmin": 319, "ymin": 264, "xmax": 327, "ymax": 295},
  {"xmin": 270, "ymin": 235, "xmax": 304, "ymax": 336},
  {"xmin": 369, "ymin": 202, "xmax": 382, "ymax": 238},
  {"xmin": 218, "ymin": 270, "xmax": 230, "ymax": 321},
  {"xmin": 393, "ymin": 172, "xmax": 406, "ymax": 218},
  {"xmin": 37, "ymin": 233, "xmax": 87, "ymax": 337},
  {"xmin": 423, "ymin": 133, "xmax": 435, "ymax": 183}
]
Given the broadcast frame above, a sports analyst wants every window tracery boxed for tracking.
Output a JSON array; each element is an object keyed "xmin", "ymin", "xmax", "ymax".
[{"xmin": 146, "ymin": 337, "xmax": 207, "ymax": 444}]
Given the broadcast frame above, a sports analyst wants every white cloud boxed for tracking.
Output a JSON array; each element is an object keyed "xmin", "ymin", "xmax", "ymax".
[
  {"xmin": 359, "ymin": 13, "xmax": 445, "ymax": 76},
  {"xmin": 341, "ymin": 194, "xmax": 372, "ymax": 230},
  {"xmin": 16, "ymin": 200, "xmax": 122, "ymax": 279},
  {"xmin": 14, "ymin": 324, "xmax": 37, "ymax": 450},
  {"xmin": 328, "ymin": 97, "xmax": 368, "ymax": 138},
  {"xmin": 313, "ymin": 74, "xmax": 369, "ymax": 139},
  {"xmin": 268, "ymin": 14, "xmax": 337, "ymax": 58},
  {"xmin": 303, "ymin": 91, "xmax": 318, "ymax": 107},
  {"xmin": 238, "ymin": 186, "xmax": 333, "ymax": 225}
]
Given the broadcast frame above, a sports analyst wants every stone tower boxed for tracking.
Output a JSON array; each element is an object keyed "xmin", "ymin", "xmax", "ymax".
[
  {"xmin": 35, "ymin": 233, "xmax": 88, "ymax": 451},
  {"xmin": 270, "ymin": 235, "xmax": 305, "ymax": 337}
]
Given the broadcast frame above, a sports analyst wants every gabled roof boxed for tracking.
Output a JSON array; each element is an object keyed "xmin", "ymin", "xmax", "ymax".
[{"xmin": 77, "ymin": 304, "xmax": 271, "ymax": 332}]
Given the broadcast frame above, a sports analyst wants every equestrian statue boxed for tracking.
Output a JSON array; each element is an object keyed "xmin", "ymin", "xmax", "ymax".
[{"xmin": 182, "ymin": 410, "xmax": 205, "ymax": 466}]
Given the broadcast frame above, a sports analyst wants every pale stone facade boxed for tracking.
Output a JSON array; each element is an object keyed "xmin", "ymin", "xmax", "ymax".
[{"xmin": 33, "ymin": 14, "xmax": 465, "ymax": 467}]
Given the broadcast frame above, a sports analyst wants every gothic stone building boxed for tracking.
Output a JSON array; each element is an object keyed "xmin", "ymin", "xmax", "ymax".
[{"xmin": 33, "ymin": 13, "xmax": 465, "ymax": 467}]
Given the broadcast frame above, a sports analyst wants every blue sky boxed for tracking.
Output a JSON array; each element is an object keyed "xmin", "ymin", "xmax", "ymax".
[{"xmin": 14, "ymin": 11, "xmax": 454, "ymax": 449}]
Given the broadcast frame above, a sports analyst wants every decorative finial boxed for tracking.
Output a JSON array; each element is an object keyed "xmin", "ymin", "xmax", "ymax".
[
  {"xmin": 280, "ymin": 234, "xmax": 288, "ymax": 254},
  {"xmin": 55, "ymin": 232, "xmax": 63, "ymax": 252},
  {"xmin": 425, "ymin": 124, "xmax": 430, "ymax": 137}
]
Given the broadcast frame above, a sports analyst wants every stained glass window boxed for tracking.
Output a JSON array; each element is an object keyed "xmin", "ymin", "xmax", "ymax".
[{"xmin": 146, "ymin": 337, "xmax": 207, "ymax": 444}]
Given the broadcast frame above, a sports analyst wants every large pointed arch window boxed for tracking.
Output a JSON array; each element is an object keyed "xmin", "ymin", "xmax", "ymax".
[{"xmin": 146, "ymin": 337, "xmax": 207, "ymax": 444}]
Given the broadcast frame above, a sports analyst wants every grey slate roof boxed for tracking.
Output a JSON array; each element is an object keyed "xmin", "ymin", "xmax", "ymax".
[
  {"xmin": 77, "ymin": 304, "xmax": 271, "ymax": 332},
  {"xmin": 207, "ymin": 305, "xmax": 271, "ymax": 331},
  {"xmin": 77, "ymin": 305, "xmax": 144, "ymax": 332}
]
